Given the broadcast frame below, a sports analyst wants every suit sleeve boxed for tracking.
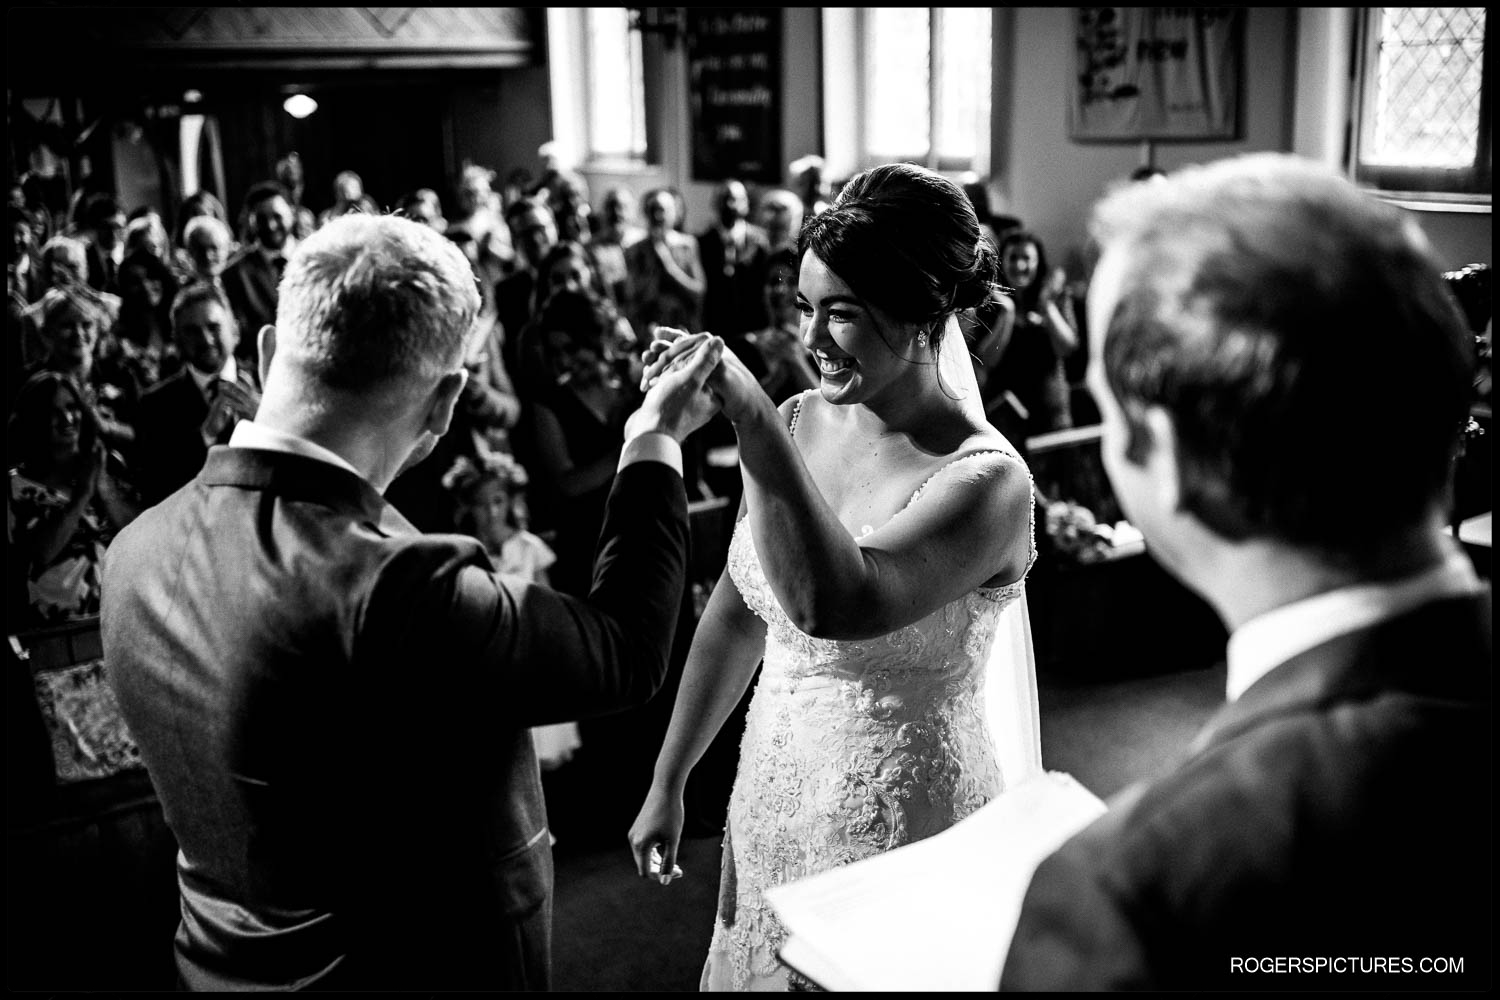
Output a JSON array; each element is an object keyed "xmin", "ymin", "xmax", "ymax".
[
  {"xmin": 1000, "ymin": 829, "xmax": 1155, "ymax": 990},
  {"xmin": 360, "ymin": 460, "xmax": 688, "ymax": 726}
]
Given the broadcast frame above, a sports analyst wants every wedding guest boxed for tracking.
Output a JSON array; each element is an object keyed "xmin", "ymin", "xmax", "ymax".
[
  {"xmin": 625, "ymin": 188, "xmax": 704, "ymax": 338},
  {"xmin": 525, "ymin": 289, "xmax": 643, "ymax": 598},
  {"xmin": 549, "ymin": 171, "xmax": 592, "ymax": 245},
  {"xmin": 172, "ymin": 191, "xmax": 232, "ymax": 262},
  {"xmin": 9, "ymin": 370, "xmax": 138, "ymax": 624},
  {"xmin": 698, "ymin": 179, "xmax": 771, "ymax": 338},
  {"xmin": 982, "ymin": 230, "xmax": 1078, "ymax": 442},
  {"xmin": 447, "ymin": 164, "xmax": 513, "ymax": 342},
  {"xmin": 1001, "ymin": 154, "xmax": 1489, "ymax": 990},
  {"xmin": 444, "ymin": 451, "xmax": 581, "ymax": 771},
  {"xmin": 222, "ymin": 182, "xmax": 296, "ymax": 370},
  {"xmin": 317, "ymin": 170, "xmax": 378, "ymax": 226},
  {"xmin": 21, "ymin": 237, "xmax": 117, "ymax": 372},
  {"xmin": 496, "ymin": 197, "xmax": 558, "ymax": 371},
  {"xmin": 592, "ymin": 186, "xmax": 646, "ymax": 306},
  {"xmin": 134, "ymin": 282, "xmax": 259, "ymax": 505},
  {"xmin": 8, "ymin": 204, "xmax": 41, "ymax": 307},
  {"xmin": 742, "ymin": 248, "xmax": 818, "ymax": 404},
  {"xmin": 789, "ymin": 154, "xmax": 832, "ymax": 219},
  {"xmin": 116, "ymin": 249, "xmax": 176, "ymax": 348},
  {"xmin": 74, "ymin": 193, "xmax": 127, "ymax": 295},
  {"xmin": 274, "ymin": 153, "xmax": 318, "ymax": 240},
  {"xmin": 27, "ymin": 286, "xmax": 136, "ymax": 451},
  {"xmin": 179, "ymin": 215, "xmax": 232, "ymax": 286},
  {"xmin": 754, "ymin": 188, "xmax": 803, "ymax": 254},
  {"xmin": 398, "ymin": 188, "xmax": 447, "ymax": 233},
  {"xmin": 124, "ymin": 210, "xmax": 170, "ymax": 262},
  {"xmin": 7, "ymin": 206, "xmax": 40, "ymax": 404},
  {"xmin": 34, "ymin": 235, "xmax": 89, "ymax": 300}
]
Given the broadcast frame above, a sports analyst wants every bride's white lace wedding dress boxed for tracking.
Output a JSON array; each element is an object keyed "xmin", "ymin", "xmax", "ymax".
[{"xmin": 700, "ymin": 450, "xmax": 1041, "ymax": 992}]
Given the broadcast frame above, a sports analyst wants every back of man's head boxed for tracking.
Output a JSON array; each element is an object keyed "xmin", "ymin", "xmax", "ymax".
[
  {"xmin": 1090, "ymin": 153, "xmax": 1472, "ymax": 556},
  {"xmin": 274, "ymin": 214, "xmax": 479, "ymax": 391}
]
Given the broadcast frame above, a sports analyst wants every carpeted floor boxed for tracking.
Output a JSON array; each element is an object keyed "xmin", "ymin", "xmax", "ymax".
[{"xmin": 550, "ymin": 659, "xmax": 1229, "ymax": 992}]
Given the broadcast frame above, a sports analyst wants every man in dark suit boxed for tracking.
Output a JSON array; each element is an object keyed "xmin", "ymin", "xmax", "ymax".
[
  {"xmin": 134, "ymin": 282, "xmax": 260, "ymax": 506},
  {"xmin": 76, "ymin": 192, "xmax": 126, "ymax": 296},
  {"xmin": 103, "ymin": 215, "xmax": 727, "ymax": 990},
  {"xmin": 495, "ymin": 197, "xmax": 556, "ymax": 380},
  {"xmin": 221, "ymin": 181, "xmax": 296, "ymax": 373},
  {"xmin": 1000, "ymin": 155, "xmax": 1491, "ymax": 990},
  {"xmin": 697, "ymin": 178, "xmax": 771, "ymax": 338}
]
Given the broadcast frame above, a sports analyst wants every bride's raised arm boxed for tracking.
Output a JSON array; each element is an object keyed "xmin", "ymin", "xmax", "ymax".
[{"xmin": 644, "ymin": 333, "xmax": 1032, "ymax": 642}]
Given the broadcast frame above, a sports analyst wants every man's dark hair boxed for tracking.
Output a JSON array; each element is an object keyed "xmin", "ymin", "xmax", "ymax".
[
  {"xmin": 242, "ymin": 181, "xmax": 291, "ymax": 217},
  {"xmin": 170, "ymin": 280, "xmax": 234, "ymax": 330},
  {"xmin": 1092, "ymin": 154, "xmax": 1473, "ymax": 556},
  {"xmin": 82, "ymin": 192, "xmax": 122, "ymax": 230},
  {"xmin": 504, "ymin": 196, "xmax": 552, "ymax": 227}
]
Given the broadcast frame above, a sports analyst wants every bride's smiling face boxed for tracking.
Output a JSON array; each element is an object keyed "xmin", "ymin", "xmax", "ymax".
[{"xmin": 796, "ymin": 252, "xmax": 923, "ymax": 407}]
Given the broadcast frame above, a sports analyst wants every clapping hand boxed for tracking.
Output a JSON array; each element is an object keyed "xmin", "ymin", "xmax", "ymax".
[
  {"xmin": 1040, "ymin": 266, "xmax": 1068, "ymax": 306},
  {"xmin": 640, "ymin": 327, "xmax": 768, "ymax": 425},
  {"xmin": 200, "ymin": 379, "xmax": 262, "ymax": 448}
]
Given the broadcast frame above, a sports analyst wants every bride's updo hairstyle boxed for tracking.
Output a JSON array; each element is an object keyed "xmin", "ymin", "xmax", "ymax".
[{"xmin": 797, "ymin": 162, "xmax": 999, "ymax": 354}]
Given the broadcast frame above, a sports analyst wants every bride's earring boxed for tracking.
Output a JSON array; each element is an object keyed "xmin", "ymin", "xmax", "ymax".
[{"xmin": 915, "ymin": 329, "xmax": 930, "ymax": 350}]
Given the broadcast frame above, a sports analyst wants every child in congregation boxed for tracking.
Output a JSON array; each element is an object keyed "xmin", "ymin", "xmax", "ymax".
[{"xmin": 443, "ymin": 450, "xmax": 582, "ymax": 772}]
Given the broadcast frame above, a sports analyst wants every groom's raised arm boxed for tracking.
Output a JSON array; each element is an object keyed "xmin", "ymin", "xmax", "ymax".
[{"xmin": 358, "ymin": 337, "xmax": 725, "ymax": 727}]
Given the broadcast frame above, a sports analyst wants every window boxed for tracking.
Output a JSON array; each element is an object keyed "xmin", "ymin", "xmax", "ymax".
[
  {"xmin": 582, "ymin": 8, "xmax": 648, "ymax": 162},
  {"xmin": 845, "ymin": 8, "xmax": 992, "ymax": 173},
  {"xmin": 546, "ymin": 8, "xmax": 649, "ymax": 168},
  {"xmin": 1352, "ymin": 7, "xmax": 1491, "ymax": 198}
]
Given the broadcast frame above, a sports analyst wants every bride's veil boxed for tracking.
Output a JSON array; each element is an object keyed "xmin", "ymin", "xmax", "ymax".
[{"xmin": 939, "ymin": 315, "xmax": 1045, "ymax": 787}]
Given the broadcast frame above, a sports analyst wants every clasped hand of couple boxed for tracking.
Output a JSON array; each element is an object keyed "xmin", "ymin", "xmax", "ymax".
[{"xmin": 637, "ymin": 327, "xmax": 767, "ymax": 428}]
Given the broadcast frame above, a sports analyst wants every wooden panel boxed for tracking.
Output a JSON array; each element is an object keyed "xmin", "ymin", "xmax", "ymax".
[
  {"xmin": 8, "ymin": 7, "xmax": 540, "ymax": 73},
  {"xmin": 19, "ymin": 7, "xmax": 535, "ymax": 50}
]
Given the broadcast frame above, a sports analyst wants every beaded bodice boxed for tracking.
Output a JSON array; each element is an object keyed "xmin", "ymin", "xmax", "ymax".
[{"xmin": 704, "ymin": 451, "xmax": 1034, "ymax": 991}]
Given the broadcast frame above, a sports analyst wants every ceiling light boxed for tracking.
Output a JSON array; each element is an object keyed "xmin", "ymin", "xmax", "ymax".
[{"xmin": 283, "ymin": 94, "xmax": 318, "ymax": 119}]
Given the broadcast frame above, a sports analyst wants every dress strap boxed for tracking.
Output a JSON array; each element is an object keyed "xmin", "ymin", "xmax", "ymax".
[
  {"xmin": 904, "ymin": 449, "xmax": 1039, "ymax": 578},
  {"xmin": 905, "ymin": 449, "xmax": 1021, "ymax": 508},
  {"xmin": 786, "ymin": 389, "xmax": 812, "ymax": 438}
]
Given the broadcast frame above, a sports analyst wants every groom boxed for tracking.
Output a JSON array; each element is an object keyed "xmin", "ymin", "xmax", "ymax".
[
  {"xmin": 103, "ymin": 214, "xmax": 725, "ymax": 990},
  {"xmin": 1001, "ymin": 155, "xmax": 1490, "ymax": 989}
]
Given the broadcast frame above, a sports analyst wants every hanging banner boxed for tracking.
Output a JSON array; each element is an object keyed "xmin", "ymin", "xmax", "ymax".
[
  {"xmin": 1071, "ymin": 7, "xmax": 1245, "ymax": 141},
  {"xmin": 687, "ymin": 8, "xmax": 783, "ymax": 183}
]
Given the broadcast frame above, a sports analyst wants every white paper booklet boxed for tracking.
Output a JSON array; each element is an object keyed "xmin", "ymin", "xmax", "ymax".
[{"xmin": 767, "ymin": 771, "xmax": 1108, "ymax": 992}]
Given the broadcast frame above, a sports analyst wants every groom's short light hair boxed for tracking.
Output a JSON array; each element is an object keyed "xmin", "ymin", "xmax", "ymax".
[
  {"xmin": 1089, "ymin": 153, "xmax": 1472, "ymax": 554},
  {"xmin": 275, "ymin": 214, "xmax": 479, "ymax": 390}
]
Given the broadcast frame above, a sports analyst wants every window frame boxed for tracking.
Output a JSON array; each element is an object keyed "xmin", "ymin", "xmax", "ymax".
[
  {"xmin": 547, "ymin": 7, "xmax": 653, "ymax": 173},
  {"xmin": 1350, "ymin": 7, "xmax": 1492, "ymax": 202},
  {"xmin": 849, "ymin": 7, "xmax": 992, "ymax": 176},
  {"xmin": 579, "ymin": 7, "xmax": 648, "ymax": 165}
]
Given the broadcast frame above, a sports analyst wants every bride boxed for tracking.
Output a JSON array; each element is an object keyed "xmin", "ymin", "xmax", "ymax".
[{"xmin": 628, "ymin": 163, "xmax": 1042, "ymax": 992}]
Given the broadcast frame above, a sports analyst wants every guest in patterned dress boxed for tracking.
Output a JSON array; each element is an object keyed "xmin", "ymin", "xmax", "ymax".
[{"xmin": 8, "ymin": 370, "xmax": 138, "ymax": 624}]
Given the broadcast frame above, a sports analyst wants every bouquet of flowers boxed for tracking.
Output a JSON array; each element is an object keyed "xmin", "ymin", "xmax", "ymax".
[{"xmin": 1044, "ymin": 499, "xmax": 1115, "ymax": 564}]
